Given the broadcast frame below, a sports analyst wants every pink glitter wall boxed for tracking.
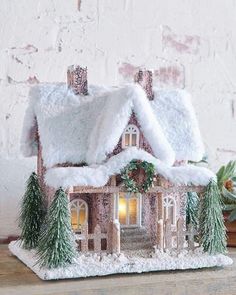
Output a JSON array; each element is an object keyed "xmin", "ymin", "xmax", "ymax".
[{"xmin": 109, "ymin": 112, "xmax": 153, "ymax": 157}]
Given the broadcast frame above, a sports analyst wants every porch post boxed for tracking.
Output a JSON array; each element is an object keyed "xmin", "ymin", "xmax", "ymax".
[
  {"xmin": 157, "ymin": 192, "xmax": 164, "ymax": 220},
  {"xmin": 108, "ymin": 176, "xmax": 121, "ymax": 254},
  {"xmin": 138, "ymin": 193, "xmax": 142, "ymax": 227},
  {"xmin": 157, "ymin": 192, "xmax": 164, "ymax": 250},
  {"xmin": 110, "ymin": 176, "xmax": 117, "ymax": 222},
  {"xmin": 114, "ymin": 193, "xmax": 119, "ymax": 220}
]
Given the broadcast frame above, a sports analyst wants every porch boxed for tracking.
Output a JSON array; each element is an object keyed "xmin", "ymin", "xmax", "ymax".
[{"xmin": 68, "ymin": 176, "xmax": 205, "ymax": 254}]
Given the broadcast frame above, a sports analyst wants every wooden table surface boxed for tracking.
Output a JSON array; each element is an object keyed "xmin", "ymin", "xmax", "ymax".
[{"xmin": 1, "ymin": 244, "xmax": 236, "ymax": 295}]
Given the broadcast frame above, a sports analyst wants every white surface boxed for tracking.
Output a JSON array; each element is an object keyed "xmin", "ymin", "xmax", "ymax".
[
  {"xmin": 45, "ymin": 147, "xmax": 215, "ymax": 189},
  {"xmin": 9, "ymin": 240, "xmax": 233, "ymax": 280},
  {"xmin": 1, "ymin": 0, "xmax": 236, "ymax": 237}
]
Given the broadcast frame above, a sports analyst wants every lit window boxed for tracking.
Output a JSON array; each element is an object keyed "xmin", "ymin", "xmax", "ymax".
[
  {"xmin": 163, "ymin": 196, "xmax": 176, "ymax": 226},
  {"xmin": 70, "ymin": 199, "xmax": 88, "ymax": 232},
  {"xmin": 122, "ymin": 124, "xmax": 139, "ymax": 148},
  {"xmin": 118, "ymin": 193, "xmax": 139, "ymax": 226}
]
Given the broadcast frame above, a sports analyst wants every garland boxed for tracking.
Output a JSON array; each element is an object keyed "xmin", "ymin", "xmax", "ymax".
[{"xmin": 121, "ymin": 160, "xmax": 155, "ymax": 193}]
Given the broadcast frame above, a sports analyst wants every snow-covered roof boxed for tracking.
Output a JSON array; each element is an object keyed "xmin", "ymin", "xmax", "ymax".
[
  {"xmin": 45, "ymin": 147, "xmax": 214, "ymax": 189},
  {"xmin": 21, "ymin": 83, "xmax": 204, "ymax": 169}
]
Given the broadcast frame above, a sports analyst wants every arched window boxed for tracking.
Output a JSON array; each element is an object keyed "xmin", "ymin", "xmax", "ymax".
[
  {"xmin": 163, "ymin": 196, "xmax": 176, "ymax": 226},
  {"xmin": 122, "ymin": 124, "xmax": 139, "ymax": 148},
  {"xmin": 70, "ymin": 199, "xmax": 88, "ymax": 232}
]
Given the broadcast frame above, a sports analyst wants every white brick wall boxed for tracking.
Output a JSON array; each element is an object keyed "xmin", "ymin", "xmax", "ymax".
[{"xmin": 1, "ymin": 0, "xmax": 236, "ymax": 237}]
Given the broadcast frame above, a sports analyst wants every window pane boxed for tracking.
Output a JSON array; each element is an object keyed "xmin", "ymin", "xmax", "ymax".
[
  {"xmin": 80, "ymin": 204, "xmax": 85, "ymax": 210},
  {"xmin": 79, "ymin": 208, "xmax": 86, "ymax": 226},
  {"xmin": 164, "ymin": 207, "xmax": 167, "ymax": 220},
  {"xmin": 119, "ymin": 197, "xmax": 127, "ymax": 225},
  {"xmin": 129, "ymin": 198, "xmax": 137, "ymax": 224},
  {"xmin": 125, "ymin": 134, "xmax": 130, "ymax": 146},
  {"xmin": 71, "ymin": 209, "xmax": 78, "ymax": 230},
  {"xmin": 168, "ymin": 206, "xmax": 174, "ymax": 225},
  {"xmin": 132, "ymin": 134, "xmax": 137, "ymax": 146}
]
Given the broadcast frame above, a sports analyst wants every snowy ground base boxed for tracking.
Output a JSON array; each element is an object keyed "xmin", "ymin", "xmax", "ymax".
[{"xmin": 9, "ymin": 240, "xmax": 233, "ymax": 281}]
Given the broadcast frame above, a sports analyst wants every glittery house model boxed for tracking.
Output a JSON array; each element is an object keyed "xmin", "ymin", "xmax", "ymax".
[{"xmin": 10, "ymin": 66, "xmax": 232, "ymax": 280}]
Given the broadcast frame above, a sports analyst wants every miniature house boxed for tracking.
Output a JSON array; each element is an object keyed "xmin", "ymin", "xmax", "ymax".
[{"xmin": 21, "ymin": 66, "xmax": 215, "ymax": 255}]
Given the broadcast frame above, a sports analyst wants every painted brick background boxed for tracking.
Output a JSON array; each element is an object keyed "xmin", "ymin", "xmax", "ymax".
[{"xmin": 1, "ymin": 0, "xmax": 236, "ymax": 238}]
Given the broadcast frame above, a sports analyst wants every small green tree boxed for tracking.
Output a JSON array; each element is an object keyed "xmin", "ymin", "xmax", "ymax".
[
  {"xmin": 186, "ymin": 192, "xmax": 199, "ymax": 228},
  {"xmin": 199, "ymin": 180, "xmax": 227, "ymax": 254},
  {"xmin": 36, "ymin": 188, "xmax": 77, "ymax": 269},
  {"xmin": 19, "ymin": 172, "xmax": 45, "ymax": 249}
]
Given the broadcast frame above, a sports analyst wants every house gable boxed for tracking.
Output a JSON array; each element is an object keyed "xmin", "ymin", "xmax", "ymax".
[
  {"xmin": 86, "ymin": 84, "xmax": 175, "ymax": 166},
  {"xmin": 109, "ymin": 112, "xmax": 153, "ymax": 158}
]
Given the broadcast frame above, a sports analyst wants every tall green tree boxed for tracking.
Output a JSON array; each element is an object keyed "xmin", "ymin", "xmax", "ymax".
[
  {"xmin": 199, "ymin": 180, "xmax": 227, "ymax": 254},
  {"xmin": 186, "ymin": 192, "xmax": 199, "ymax": 228},
  {"xmin": 36, "ymin": 188, "xmax": 77, "ymax": 269},
  {"xmin": 19, "ymin": 172, "xmax": 45, "ymax": 249}
]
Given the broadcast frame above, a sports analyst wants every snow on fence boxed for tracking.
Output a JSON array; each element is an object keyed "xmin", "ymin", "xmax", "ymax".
[
  {"xmin": 163, "ymin": 217, "xmax": 198, "ymax": 251},
  {"xmin": 75, "ymin": 221, "xmax": 120, "ymax": 254}
]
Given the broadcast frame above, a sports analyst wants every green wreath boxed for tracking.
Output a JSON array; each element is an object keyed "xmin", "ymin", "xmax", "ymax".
[{"xmin": 121, "ymin": 160, "xmax": 155, "ymax": 193}]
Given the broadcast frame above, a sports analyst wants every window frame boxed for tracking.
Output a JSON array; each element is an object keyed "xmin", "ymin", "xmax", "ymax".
[
  {"xmin": 70, "ymin": 199, "xmax": 88, "ymax": 232},
  {"xmin": 121, "ymin": 124, "xmax": 140, "ymax": 149},
  {"xmin": 163, "ymin": 196, "xmax": 177, "ymax": 227}
]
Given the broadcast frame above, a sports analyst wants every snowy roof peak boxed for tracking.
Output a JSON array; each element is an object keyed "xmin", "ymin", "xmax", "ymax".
[
  {"xmin": 87, "ymin": 84, "xmax": 175, "ymax": 165},
  {"xmin": 21, "ymin": 82, "xmax": 204, "ymax": 168}
]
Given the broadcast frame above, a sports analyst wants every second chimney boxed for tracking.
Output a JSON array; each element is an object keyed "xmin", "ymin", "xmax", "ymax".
[
  {"xmin": 67, "ymin": 65, "xmax": 88, "ymax": 95},
  {"xmin": 134, "ymin": 69, "xmax": 154, "ymax": 100}
]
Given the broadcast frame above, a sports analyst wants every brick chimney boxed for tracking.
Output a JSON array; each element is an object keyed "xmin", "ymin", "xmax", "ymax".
[
  {"xmin": 67, "ymin": 65, "xmax": 88, "ymax": 95},
  {"xmin": 134, "ymin": 69, "xmax": 154, "ymax": 100}
]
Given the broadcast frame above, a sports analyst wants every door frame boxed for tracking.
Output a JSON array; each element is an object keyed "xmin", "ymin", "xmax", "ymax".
[{"xmin": 114, "ymin": 192, "xmax": 142, "ymax": 227}]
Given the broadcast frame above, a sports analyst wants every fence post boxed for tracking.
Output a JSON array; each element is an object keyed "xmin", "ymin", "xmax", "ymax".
[
  {"xmin": 164, "ymin": 219, "xmax": 172, "ymax": 250},
  {"xmin": 157, "ymin": 219, "xmax": 164, "ymax": 250},
  {"xmin": 176, "ymin": 217, "xmax": 185, "ymax": 251},
  {"xmin": 187, "ymin": 223, "xmax": 195, "ymax": 250},
  {"xmin": 94, "ymin": 224, "xmax": 102, "ymax": 252},
  {"xmin": 107, "ymin": 221, "xmax": 113, "ymax": 253},
  {"xmin": 112, "ymin": 220, "xmax": 120, "ymax": 254},
  {"xmin": 81, "ymin": 223, "xmax": 88, "ymax": 252}
]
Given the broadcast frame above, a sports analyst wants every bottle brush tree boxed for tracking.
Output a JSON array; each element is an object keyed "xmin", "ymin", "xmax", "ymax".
[
  {"xmin": 186, "ymin": 192, "xmax": 199, "ymax": 228},
  {"xmin": 19, "ymin": 172, "xmax": 46, "ymax": 249},
  {"xmin": 199, "ymin": 180, "xmax": 227, "ymax": 254},
  {"xmin": 36, "ymin": 188, "xmax": 77, "ymax": 269}
]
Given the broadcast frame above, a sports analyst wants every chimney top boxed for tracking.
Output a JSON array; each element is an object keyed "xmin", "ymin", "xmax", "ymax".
[
  {"xmin": 134, "ymin": 69, "xmax": 154, "ymax": 100},
  {"xmin": 67, "ymin": 65, "xmax": 88, "ymax": 95}
]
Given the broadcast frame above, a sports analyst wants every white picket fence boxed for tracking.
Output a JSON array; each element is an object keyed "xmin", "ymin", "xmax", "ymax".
[
  {"xmin": 75, "ymin": 223, "xmax": 107, "ymax": 252},
  {"xmin": 163, "ymin": 217, "xmax": 198, "ymax": 251},
  {"xmin": 75, "ymin": 222, "xmax": 120, "ymax": 253},
  {"xmin": 75, "ymin": 218, "xmax": 196, "ymax": 253}
]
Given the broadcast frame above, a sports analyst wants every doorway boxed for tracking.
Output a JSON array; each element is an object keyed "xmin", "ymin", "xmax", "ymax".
[{"xmin": 117, "ymin": 193, "xmax": 142, "ymax": 227}]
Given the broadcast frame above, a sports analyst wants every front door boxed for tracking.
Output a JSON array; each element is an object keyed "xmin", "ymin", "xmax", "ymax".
[{"xmin": 118, "ymin": 193, "xmax": 142, "ymax": 227}]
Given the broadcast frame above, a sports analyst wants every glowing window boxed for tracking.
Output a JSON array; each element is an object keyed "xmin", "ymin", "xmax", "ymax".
[
  {"xmin": 122, "ymin": 124, "xmax": 139, "ymax": 148},
  {"xmin": 70, "ymin": 199, "xmax": 88, "ymax": 232},
  {"xmin": 118, "ymin": 193, "xmax": 139, "ymax": 226},
  {"xmin": 163, "ymin": 196, "xmax": 176, "ymax": 226},
  {"xmin": 119, "ymin": 197, "xmax": 127, "ymax": 225}
]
